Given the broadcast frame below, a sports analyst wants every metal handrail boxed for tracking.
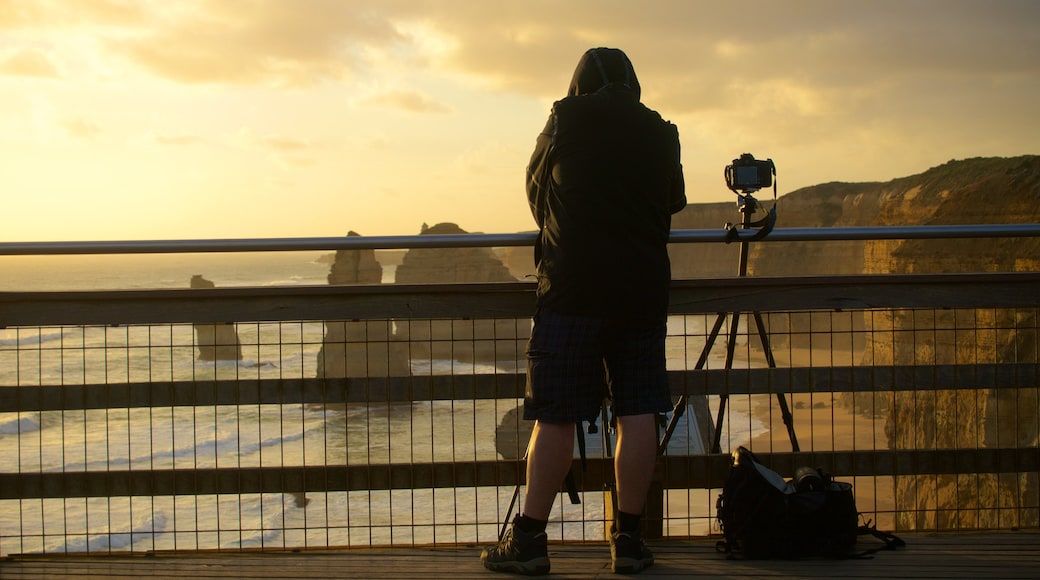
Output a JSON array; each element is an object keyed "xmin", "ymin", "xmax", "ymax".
[{"xmin": 3, "ymin": 223, "xmax": 1040, "ymax": 255}]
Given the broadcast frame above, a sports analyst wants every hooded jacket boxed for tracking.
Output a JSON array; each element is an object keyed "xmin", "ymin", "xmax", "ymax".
[{"xmin": 526, "ymin": 47, "xmax": 686, "ymax": 318}]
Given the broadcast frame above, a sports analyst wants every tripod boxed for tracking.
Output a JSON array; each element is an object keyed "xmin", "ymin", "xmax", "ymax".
[{"xmin": 659, "ymin": 193, "xmax": 799, "ymax": 455}]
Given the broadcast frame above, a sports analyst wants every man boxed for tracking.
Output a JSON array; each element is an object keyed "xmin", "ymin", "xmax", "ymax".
[{"xmin": 481, "ymin": 47, "xmax": 686, "ymax": 575}]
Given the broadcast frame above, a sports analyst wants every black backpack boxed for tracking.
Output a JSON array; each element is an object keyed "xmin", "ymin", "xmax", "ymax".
[{"xmin": 716, "ymin": 446, "xmax": 904, "ymax": 559}]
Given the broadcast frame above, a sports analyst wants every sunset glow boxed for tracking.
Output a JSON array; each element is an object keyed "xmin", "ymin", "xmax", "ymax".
[{"xmin": 1, "ymin": 0, "xmax": 1037, "ymax": 242}]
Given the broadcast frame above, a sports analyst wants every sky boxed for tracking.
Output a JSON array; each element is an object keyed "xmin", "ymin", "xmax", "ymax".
[{"xmin": 1, "ymin": 0, "xmax": 1038, "ymax": 243}]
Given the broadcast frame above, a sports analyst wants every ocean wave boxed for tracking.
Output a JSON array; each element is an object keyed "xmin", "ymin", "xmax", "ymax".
[
  {"xmin": 44, "ymin": 512, "xmax": 168, "ymax": 553},
  {"xmin": 410, "ymin": 358, "xmax": 502, "ymax": 375},
  {"xmin": 50, "ymin": 408, "xmax": 329, "ymax": 473},
  {"xmin": 236, "ymin": 494, "xmax": 301, "ymax": 549},
  {"xmin": 194, "ymin": 359, "xmax": 282, "ymax": 371},
  {"xmin": 21, "ymin": 493, "xmax": 303, "ymax": 553},
  {"xmin": 261, "ymin": 275, "xmax": 312, "ymax": 286},
  {"xmin": 0, "ymin": 413, "xmax": 42, "ymax": 436},
  {"xmin": 0, "ymin": 331, "xmax": 64, "ymax": 347}
]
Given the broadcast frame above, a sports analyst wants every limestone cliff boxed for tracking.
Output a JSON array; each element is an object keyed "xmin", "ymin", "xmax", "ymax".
[
  {"xmin": 683, "ymin": 155, "xmax": 1039, "ymax": 531},
  {"xmin": 850, "ymin": 157, "xmax": 1040, "ymax": 531},
  {"xmin": 754, "ymin": 156, "xmax": 1040, "ymax": 275},
  {"xmin": 190, "ymin": 275, "xmax": 243, "ymax": 361},
  {"xmin": 506, "ymin": 157, "xmax": 1039, "ymax": 280},
  {"xmin": 671, "ymin": 156, "xmax": 1040, "ymax": 531}
]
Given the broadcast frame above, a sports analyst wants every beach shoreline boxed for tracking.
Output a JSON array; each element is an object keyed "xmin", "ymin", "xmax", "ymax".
[{"xmin": 743, "ymin": 346, "xmax": 896, "ymax": 527}]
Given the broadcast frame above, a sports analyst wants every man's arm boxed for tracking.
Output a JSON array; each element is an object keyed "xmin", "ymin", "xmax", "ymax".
[
  {"xmin": 525, "ymin": 115, "xmax": 555, "ymax": 228},
  {"xmin": 668, "ymin": 133, "xmax": 687, "ymax": 214}
]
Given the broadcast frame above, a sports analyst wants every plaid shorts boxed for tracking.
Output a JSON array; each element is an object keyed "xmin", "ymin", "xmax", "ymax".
[{"xmin": 523, "ymin": 308, "xmax": 672, "ymax": 424}]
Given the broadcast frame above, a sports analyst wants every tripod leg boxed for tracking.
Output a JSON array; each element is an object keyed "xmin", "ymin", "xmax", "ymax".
[
  {"xmin": 710, "ymin": 394, "xmax": 728, "ymax": 454},
  {"xmin": 500, "ymin": 481, "xmax": 521, "ymax": 541},
  {"xmin": 657, "ymin": 394, "xmax": 687, "ymax": 455},
  {"xmin": 657, "ymin": 312, "xmax": 727, "ymax": 455},
  {"xmin": 751, "ymin": 311, "xmax": 800, "ymax": 452},
  {"xmin": 710, "ymin": 312, "xmax": 743, "ymax": 453},
  {"xmin": 724, "ymin": 311, "xmax": 742, "ymax": 369},
  {"xmin": 694, "ymin": 312, "xmax": 728, "ymax": 370},
  {"xmin": 601, "ymin": 401, "xmax": 612, "ymax": 457},
  {"xmin": 500, "ymin": 434, "xmax": 533, "ymax": 541},
  {"xmin": 751, "ymin": 311, "xmax": 777, "ymax": 369},
  {"xmin": 597, "ymin": 400, "xmax": 622, "ymax": 527}
]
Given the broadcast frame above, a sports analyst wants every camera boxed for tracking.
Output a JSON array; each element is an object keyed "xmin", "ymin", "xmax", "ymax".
[{"xmin": 725, "ymin": 153, "xmax": 775, "ymax": 194}]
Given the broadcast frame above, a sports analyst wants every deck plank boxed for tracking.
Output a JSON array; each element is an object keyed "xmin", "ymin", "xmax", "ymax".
[{"xmin": 1, "ymin": 531, "xmax": 1037, "ymax": 579}]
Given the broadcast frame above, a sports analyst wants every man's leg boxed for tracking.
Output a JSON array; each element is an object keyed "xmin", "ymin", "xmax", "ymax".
[
  {"xmin": 481, "ymin": 419, "xmax": 574, "ymax": 575},
  {"xmin": 522, "ymin": 420, "xmax": 576, "ymax": 520},
  {"xmin": 614, "ymin": 413, "xmax": 658, "ymax": 515},
  {"xmin": 483, "ymin": 308, "xmax": 596, "ymax": 575},
  {"xmin": 611, "ymin": 412, "xmax": 658, "ymax": 574}
]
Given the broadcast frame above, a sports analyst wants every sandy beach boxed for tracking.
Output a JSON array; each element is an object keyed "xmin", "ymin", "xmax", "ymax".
[{"xmin": 744, "ymin": 346, "xmax": 897, "ymax": 529}]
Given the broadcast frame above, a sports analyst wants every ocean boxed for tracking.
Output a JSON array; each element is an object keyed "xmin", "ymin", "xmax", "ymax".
[{"xmin": 0, "ymin": 252, "xmax": 765, "ymax": 554}]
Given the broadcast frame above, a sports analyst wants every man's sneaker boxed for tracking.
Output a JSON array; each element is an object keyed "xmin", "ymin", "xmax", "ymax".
[
  {"xmin": 480, "ymin": 518, "xmax": 550, "ymax": 576},
  {"xmin": 610, "ymin": 525, "xmax": 654, "ymax": 574}
]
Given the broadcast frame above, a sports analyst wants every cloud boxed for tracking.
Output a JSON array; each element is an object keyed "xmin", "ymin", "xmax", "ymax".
[
  {"xmin": 258, "ymin": 134, "xmax": 316, "ymax": 165},
  {"xmin": 262, "ymin": 136, "xmax": 312, "ymax": 152},
  {"xmin": 452, "ymin": 141, "xmax": 517, "ymax": 175},
  {"xmin": 152, "ymin": 133, "xmax": 202, "ymax": 146},
  {"xmin": 411, "ymin": 1, "xmax": 1040, "ymax": 109},
  {"xmin": 11, "ymin": 106, "xmax": 100, "ymax": 142},
  {"xmin": 364, "ymin": 89, "xmax": 451, "ymax": 114},
  {"xmin": 0, "ymin": 0, "xmax": 151, "ymax": 29},
  {"xmin": 0, "ymin": 48, "xmax": 60, "ymax": 77},
  {"xmin": 1, "ymin": 0, "xmax": 417, "ymax": 86},
  {"xmin": 106, "ymin": 0, "xmax": 412, "ymax": 86},
  {"xmin": 7, "ymin": 1, "xmax": 1037, "ymax": 98},
  {"xmin": 2, "ymin": 0, "xmax": 1038, "ymax": 243},
  {"xmin": 60, "ymin": 117, "xmax": 103, "ymax": 140}
]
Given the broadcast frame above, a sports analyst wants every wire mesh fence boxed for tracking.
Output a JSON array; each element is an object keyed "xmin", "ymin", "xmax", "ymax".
[{"xmin": 1, "ymin": 300, "xmax": 1037, "ymax": 555}]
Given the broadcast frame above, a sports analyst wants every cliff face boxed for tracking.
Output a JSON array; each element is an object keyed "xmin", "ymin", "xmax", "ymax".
[
  {"xmin": 851, "ymin": 157, "xmax": 1040, "ymax": 531},
  {"xmin": 682, "ymin": 155, "xmax": 1039, "ymax": 531},
  {"xmin": 671, "ymin": 156, "xmax": 1040, "ymax": 278},
  {"xmin": 670, "ymin": 156, "xmax": 1039, "ymax": 530},
  {"xmin": 763, "ymin": 156, "xmax": 1040, "ymax": 275}
]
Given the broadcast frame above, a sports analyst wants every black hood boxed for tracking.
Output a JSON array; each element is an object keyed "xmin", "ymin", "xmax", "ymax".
[{"xmin": 566, "ymin": 47, "xmax": 640, "ymax": 101}]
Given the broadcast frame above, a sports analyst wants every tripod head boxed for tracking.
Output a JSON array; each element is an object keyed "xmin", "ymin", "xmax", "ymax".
[{"xmin": 736, "ymin": 191, "xmax": 760, "ymax": 216}]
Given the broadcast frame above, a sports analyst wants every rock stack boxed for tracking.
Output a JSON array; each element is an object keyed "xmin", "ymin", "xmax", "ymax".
[
  {"xmin": 393, "ymin": 222, "xmax": 532, "ymax": 365},
  {"xmin": 190, "ymin": 275, "xmax": 243, "ymax": 361},
  {"xmin": 316, "ymin": 231, "xmax": 411, "ymax": 378}
]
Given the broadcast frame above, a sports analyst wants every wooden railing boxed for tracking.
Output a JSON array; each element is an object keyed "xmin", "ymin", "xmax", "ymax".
[{"xmin": 1, "ymin": 229, "xmax": 1039, "ymax": 553}]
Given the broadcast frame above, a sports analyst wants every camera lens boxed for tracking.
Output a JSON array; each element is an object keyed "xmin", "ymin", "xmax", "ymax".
[{"xmin": 794, "ymin": 466, "xmax": 823, "ymax": 492}]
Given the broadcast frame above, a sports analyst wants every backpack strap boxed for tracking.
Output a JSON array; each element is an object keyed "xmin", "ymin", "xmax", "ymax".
[{"xmin": 850, "ymin": 517, "xmax": 906, "ymax": 558}]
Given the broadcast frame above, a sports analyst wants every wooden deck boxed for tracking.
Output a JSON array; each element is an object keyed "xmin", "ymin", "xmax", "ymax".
[{"xmin": 1, "ymin": 531, "xmax": 1037, "ymax": 579}]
